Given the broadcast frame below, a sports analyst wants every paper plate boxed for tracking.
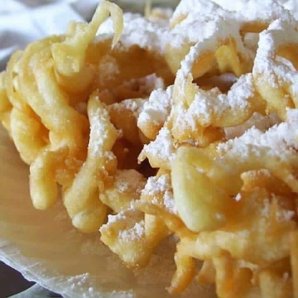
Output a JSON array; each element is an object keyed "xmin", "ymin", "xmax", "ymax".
[{"xmin": 0, "ymin": 126, "xmax": 215, "ymax": 297}]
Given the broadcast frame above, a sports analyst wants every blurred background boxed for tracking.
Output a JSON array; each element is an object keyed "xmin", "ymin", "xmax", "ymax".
[{"xmin": 116, "ymin": 0, "xmax": 179, "ymax": 12}]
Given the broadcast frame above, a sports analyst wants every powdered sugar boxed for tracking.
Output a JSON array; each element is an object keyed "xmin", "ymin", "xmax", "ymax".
[
  {"xmin": 100, "ymin": 208, "xmax": 145, "ymax": 242},
  {"xmin": 169, "ymin": 0, "xmax": 228, "ymax": 49},
  {"xmin": 139, "ymin": 127, "xmax": 175, "ymax": 168},
  {"xmin": 88, "ymin": 100, "xmax": 116, "ymax": 156},
  {"xmin": 89, "ymin": 107, "xmax": 108, "ymax": 156},
  {"xmin": 105, "ymin": 212, "xmax": 126, "ymax": 226},
  {"xmin": 121, "ymin": 99, "xmax": 143, "ymax": 116},
  {"xmin": 98, "ymin": 55, "xmax": 120, "ymax": 86},
  {"xmin": 223, "ymin": 74, "xmax": 255, "ymax": 109},
  {"xmin": 178, "ymin": 19, "xmax": 252, "ymax": 79},
  {"xmin": 139, "ymin": 74, "xmax": 165, "ymax": 94},
  {"xmin": 111, "ymin": 98, "xmax": 145, "ymax": 119},
  {"xmin": 113, "ymin": 169, "xmax": 145, "ymax": 194},
  {"xmin": 234, "ymin": 193, "xmax": 242, "ymax": 202},
  {"xmin": 277, "ymin": 209, "xmax": 296, "ymax": 221},
  {"xmin": 119, "ymin": 220, "xmax": 145, "ymax": 241},
  {"xmin": 253, "ymin": 18, "xmax": 298, "ymax": 96},
  {"xmin": 171, "ymin": 74, "xmax": 255, "ymax": 134},
  {"xmin": 212, "ymin": 0, "xmax": 290, "ymax": 24},
  {"xmin": 142, "ymin": 174, "xmax": 177, "ymax": 214},
  {"xmin": 260, "ymin": 196, "xmax": 295, "ymax": 222},
  {"xmin": 169, "ymin": 13, "xmax": 228, "ymax": 50},
  {"xmin": 163, "ymin": 191, "xmax": 177, "ymax": 214},
  {"xmin": 138, "ymin": 86, "xmax": 172, "ymax": 129},
  {"xmin": 224, "ymin": 112, "xmax": 280, "ymax": 139},
  {"xmin": 168, "ymin": 0, "xmax": 254, "ymax": 70},
  {"xmin": 171, "ymin": 0, "xmax": 224, "ymax": 23},
  {"xmin": 98, "ymin": 13, "xmax": 168, "ymax": 53},
  {"xmin": 280, "ymin": 0, "xmax": 298, "ymax": 19},
  {"xmin": 168, "ymin": 0, "xmax": 292, "ymax": 82},
  {"xmin": 217, "ymin": 109, "xmax": 298, "ymax": 161},
  {"xmin": 143, "ymin": 174, "xmax": 170, "ymax": 196}
]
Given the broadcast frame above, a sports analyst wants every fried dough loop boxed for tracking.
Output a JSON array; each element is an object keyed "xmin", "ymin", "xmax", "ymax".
[
  {"xmin": 5, "ymin": 2, "xmax": 122, "ymax": 212},
  {"xmin": 52, "ymin": 0, "xmax": 123, "ymax": 77},
  {"xmin": 63, "ymin": 93, "xmax": 118, "ymax": 233},
  {"xmin": 166, "ymin": 0, "xmax": 290, "ymax": 75},
  {"xmin": 0, "ymin": 0, "xmax": 298, "ymax": 297},
  {"xmin": 253, "ymin": 17, "xmax": 298, "ymax": 119}
]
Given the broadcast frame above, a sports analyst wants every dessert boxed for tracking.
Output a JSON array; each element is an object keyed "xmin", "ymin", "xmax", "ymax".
[{"xmin": 0, "ymin": 1, "xmax": 297, "ymax": 297}]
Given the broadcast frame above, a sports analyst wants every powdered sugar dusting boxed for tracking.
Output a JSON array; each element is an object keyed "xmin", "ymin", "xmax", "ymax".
[
  {"xmin": 89, "ymin": 107, "xmax": 108, "ymax": 156},
  {"xmin": 100, "ymin": 209, "xmax": 145, "ymax": 242},
  {"xmin": 234, "ymin": 193, "xmax": 242, "ymax": 202},
  {"xmin": 111, "ymin": 98, "xmax": 145, "ymax": 119},
  {"xmin": 119, "ymin": 220, "xmax": 145, "ymax": 241},
  {"xmin": 143, "ymin": 175, "xmax": 169, "ymax": 196},
  {"xmin": 224, "ymin": 112, "xmax": 280, "ymax": 139},
  {"xmin": 173, "ymin": 74, "xmax": 255, "ymax": 131},
  {"xmin": 163, "ymin": 190, "xmax": 177, "ymax": 214},
  {"xmin": 142, "ymin": 174, "xmax": 177, "ymax": 214},
  {"xmin": 98, "ymin": 13, "xmax": 168, "ymax": 53},
  {"xmin": 140, "ymin": 74, "xmax": 165, "ymax": 93},
  {"xmin": 169, "ymin": 0, "xmax": 291, "ymax": 80},
  {"xmin": 217, "ymin": 109, "xmax": 298, "ymax": 161},
  {"xmin": 139, "ymin": 127, "xmax": 175, "ymax": 168},
  {"xmin": 171, "ymin": 0, "xmax": 224, "ymax": 24},
  {"xmin": 212, "ymin": 0, "xmax": 290, "ymax": 23},
  {"xmin": 88, "ymin": 99, "xmax": 116, "ymax": 156},
  {"xmin": 253, "ymin": 18, "xmax": 298, "ymax": 95},
  {"xmin": 105, "ymin": 212, "xmax": 126, "ymax": 226},
  {"xmin": 114, "ymin": 170, "xmax": 144, "ymax": 194},
  {"xmin": 260, "ymin": 196, "xmax": 295, "ymax": 222},
  {"xmin": 277, "ymin": 209, "xmax": 296, "ymax": 222},
  {"xmin": 281, "ymin": 0, "xmax": 298, "ymax": 20},
  {"xmin": 169, "ymin": 0, "xmax": 231, "ymax": 49},
  {"xmin": 138, "ymin": 86, "xmax": 172, "ymax": 130},
  {"xmin": 98, "ymin": 55, "xmax": 119, "ymax": 86}
]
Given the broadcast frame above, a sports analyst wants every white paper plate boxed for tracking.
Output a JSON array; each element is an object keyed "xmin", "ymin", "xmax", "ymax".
[{"xmin": 0, "ymin": 126, "xmax": 215, "ymax": 297}]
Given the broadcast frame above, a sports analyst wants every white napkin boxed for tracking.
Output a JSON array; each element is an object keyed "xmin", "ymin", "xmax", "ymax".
[{"xmin": 0, "ymin": 0, "xmax": 99, "ymax": 70}]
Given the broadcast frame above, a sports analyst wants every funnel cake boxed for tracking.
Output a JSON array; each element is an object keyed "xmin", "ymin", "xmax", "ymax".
[
  {"xmin": 165, "ymin": 0, "xmax": 290, "ymax": 75},
  {"xmin": 0, "ymin": 0, "xmax": 298, "ymax": 297},
  {"xmin": 0, "ymin": 0, "xmax": 173, "ymax": 230},
  {"xmin": 253, "ymin": 17, "xmax": 298, "ymax": 119}
]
